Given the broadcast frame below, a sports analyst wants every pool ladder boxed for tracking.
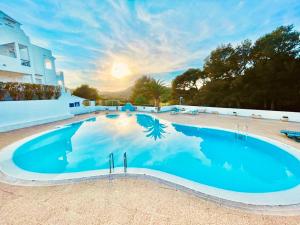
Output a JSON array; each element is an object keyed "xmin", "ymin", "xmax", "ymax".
[
  {"xmin": 108, "ymin": 152, "xmax": 127, "ymax": 173},
  {"xmin": 235, "ymin": 123, "xmax": 248, "ymax": 141}
]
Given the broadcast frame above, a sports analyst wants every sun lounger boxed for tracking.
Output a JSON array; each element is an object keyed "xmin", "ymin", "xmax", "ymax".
[
  {"xmin": 280, "ymin": 130, "xmax": 300, "ymax": 142},
  {"xmin": 170, "ymin": 111, "xmax": 179, "ymax": 115},
  {"xmin": 280, "ymin": 130, "xmax": 300, "ymax": 135},
  {"xmin": 287, "ymin": 133, "xmax": 300, "ymax": 142},
  {"xmin": 251, "ymin": 114, "xmax": 262, "ymax": 119},
  {"xmin": 281, "ymin": 116, "xmax": 289, "ymax": 122}
]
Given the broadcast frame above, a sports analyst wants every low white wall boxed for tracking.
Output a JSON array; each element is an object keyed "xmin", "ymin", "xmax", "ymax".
[
  {"xmin": 160, "ymin": 105, "xmax": 177, "ymax": 112},
  {"xmin": 95, "ymin": 106, "xmax": 119, "ymax": 111},
  {"xmin": 136, "ymin": 106, "xmax": 157, "ymax": 112},
  {"xmin": 94, "ymin": 104, "xmax": 300, "ymax": 122},
  {"xmin": 69, "ymin": 106, "xmax": 95, "ymax": 115},
  {"xmin": 175, "ymin": 105, "xmax": 300, "ymax": 122},
  {"xmin": 0, "ymin": 100, "xmax": 73, "ymax": 132}
]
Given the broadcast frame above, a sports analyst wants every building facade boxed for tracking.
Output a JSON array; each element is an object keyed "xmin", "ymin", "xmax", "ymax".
[{"xmin": 0, "ymin": 11, "xmax": 64, "ymax": 87}]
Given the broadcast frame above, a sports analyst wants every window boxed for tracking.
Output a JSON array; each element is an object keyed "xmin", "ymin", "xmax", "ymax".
[
  {"xmin": 45, "ymin": 58, "xmax": 52, "ymax": 70},
  {"xmin": 0, "ymin": 43, "xmax": 16, "ymax": 58},
  {"xmin": 19, "ymin": 44, "xmax": 30, "ymax": 67},
  {"xmin": 69, "ymin": 102, "xmax": 80, "ymax": 108}
]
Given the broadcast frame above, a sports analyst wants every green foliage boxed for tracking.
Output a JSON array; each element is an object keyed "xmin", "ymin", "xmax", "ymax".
[
  {"xmin": 82, "ymin": 99, "xmax": 91, "ymax": 106},
  {"xmin": 72, "ymin": 84, "xmax": 101, "ymax": 100},
  {"xmin": 134, "ymin": 96, "xmax": 148, "ymax": 105},
  {"xmin": 130, "ymin": 76, "xmax": 168, "ymax": 107},
  {"xmin": 161, "ymin": 87, "xmax": 172, "ymax": 103},
  {"xmin": 171, "ymin": 25, "xmax": 300, "ymax": 111},
  {"xmin": 0, "ymin": 82, "xmax": 61, "ymax": 101},
  {"xmin": 130, "ymin": 76, "xmax": 152, "ymax": 105},
  {"xmin": 171, "ymin": 68, "xmax": 206, "ymax": 105}
]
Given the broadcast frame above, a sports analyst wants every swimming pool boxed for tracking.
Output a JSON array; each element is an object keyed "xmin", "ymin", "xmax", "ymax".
[{"xmin": 1, "ymin": 113, "xmax": 300, "ymax": 205}]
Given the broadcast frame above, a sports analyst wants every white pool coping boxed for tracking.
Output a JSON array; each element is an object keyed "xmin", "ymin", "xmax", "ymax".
[{"xmin": 1, "ymin": 113, "xmax": 300, "ymax": 206}]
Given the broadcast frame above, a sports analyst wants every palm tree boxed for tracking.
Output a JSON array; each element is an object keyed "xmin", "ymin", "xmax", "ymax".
[{"xmin": 145, "ymin": 79, "xmax": 166, "ymax": 108}]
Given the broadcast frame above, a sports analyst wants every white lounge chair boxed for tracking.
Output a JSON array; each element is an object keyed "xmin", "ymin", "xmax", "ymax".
[
  {"xmin": 182, "ymin": 109, "xmax": 199, "ymax": 115},
  {"xmin": 170, "ymin": 111, "xmax": 179, "ymax": 115}
]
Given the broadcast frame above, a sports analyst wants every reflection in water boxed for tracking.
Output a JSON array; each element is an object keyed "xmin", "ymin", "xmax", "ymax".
[
  {"xmin": 173, "ymin": 124, "xmax": 202, "ymax": 138},
  {"xmin": 136, "ymin": 114, "xmax": 167, "ymax": 140},
  {"xmin": 86, "ymin": 117, "xmax": 97, "ymax": 122},
  {"xmin": 13, "ymin": 121, "xmax": 84, "ymax": 173}
]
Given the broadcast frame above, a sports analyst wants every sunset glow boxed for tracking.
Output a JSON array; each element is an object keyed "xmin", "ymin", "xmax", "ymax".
[{"xmin": 111, "ymin": 62, "xmax": 131, "ymax": 78}]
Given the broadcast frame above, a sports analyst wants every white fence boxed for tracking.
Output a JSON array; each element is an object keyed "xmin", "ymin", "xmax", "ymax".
[{"xmin": 0, "ymin": 100, "xmax": 73, "ymax": 132}]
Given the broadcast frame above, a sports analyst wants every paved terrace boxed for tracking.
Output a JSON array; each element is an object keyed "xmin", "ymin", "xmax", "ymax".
[{"xmin": 1, "ymin": 112, "xmax": 300, "ymax": 225}]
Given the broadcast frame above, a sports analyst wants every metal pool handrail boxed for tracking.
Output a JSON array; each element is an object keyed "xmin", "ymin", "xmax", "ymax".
[
  {"xmin": 123, "ymin": 152, "xmax": 127, "ymax": 173},
  {"xmin": 109, "ymin": 153, "xmax": 114, "ymax": 173}
]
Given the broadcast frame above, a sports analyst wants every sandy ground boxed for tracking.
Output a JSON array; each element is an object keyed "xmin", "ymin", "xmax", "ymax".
[{"xmin": 1, "ymin": 112, "xmax": 300, "ymax": 225}]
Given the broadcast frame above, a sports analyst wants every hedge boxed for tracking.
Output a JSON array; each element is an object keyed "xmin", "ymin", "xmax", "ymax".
[{"xmin": 0, "ymin": 82, "xmax": 61, "ymax": 101}]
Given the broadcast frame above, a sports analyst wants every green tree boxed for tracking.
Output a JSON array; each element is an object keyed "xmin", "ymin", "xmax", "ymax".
[
  {"xmin": 171, "ymin": 25, "xmax": 300, "ymax": 111},
  {"xmin": 171, "ymin": 69, "xmax": 206, "ymax": 105},
  {"xmin": 72, "ymin": 85, "xmax": 101, "ymax": 100},
  {"xmin": 249, "ymin": 25, "xmax": 300, "ymax": 110},
  {"xmin": 145, "ymin": 79, "xmax": 166, "ymax": 107},
  {"xmin": 131, "ymin": 76, "xmax": 170, "ymax": 106},
  {"xmin": 130, "ymin": 76, "xmax": 152, "ymax": 105}
]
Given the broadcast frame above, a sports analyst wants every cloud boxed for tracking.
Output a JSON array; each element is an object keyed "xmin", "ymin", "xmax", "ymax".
[{"xmin": 1, "ymin": 0, "xmax": 300, "ymax": 91}]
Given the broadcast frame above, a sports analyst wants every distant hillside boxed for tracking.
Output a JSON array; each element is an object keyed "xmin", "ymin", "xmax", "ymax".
[{"xmin": 100, "ymin": 86, "xmax": 132, "ymax": 100}]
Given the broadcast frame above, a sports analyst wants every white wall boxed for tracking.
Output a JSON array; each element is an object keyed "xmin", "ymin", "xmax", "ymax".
[
  {"xmin": 135, "ymin": 106, "xmax": 157, "ymax": 112},
  {"xmin": 0, "ymin": 13, "xmax": 64, "ymax": 87},
  {"xmin": 95, "ymin": 106, "xmax": 119, "ymax": 111},
  {"xmin": 0, "ymin": 22, "xmax": 34, "ymax": 77},
  {"xmin": 159, "ymin": 105, "xmax": 177, "ymax": 112},
  {"xmin": 70, "ymin": 105, "xmax": 95, "ymax": 115},
  {"xmin": 31, "ymin": 45, "xmax": 59, "ymax": 86},
  {"xmin": 92, "ymin": 104, "xmax": 300, "ymax": 122},
  {"xmin": 175, "ymin": 105, "xmax": 300, "ymax": 122},
  {"xmin": 0, "ymin": 100, "xmax": 73, "ymax": 132},
  {"xmin": 59, "ymin": 93, "xmax": 96, "ymax": 115},
  {"xmin": 1, "ymin": 100, "xmax": 299, "ymax": 133}
]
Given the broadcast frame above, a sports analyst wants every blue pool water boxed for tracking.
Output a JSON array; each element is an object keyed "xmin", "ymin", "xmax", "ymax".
[{"xmin": 13, "ymin": 113, "xmax": 300, "ymax": 193}]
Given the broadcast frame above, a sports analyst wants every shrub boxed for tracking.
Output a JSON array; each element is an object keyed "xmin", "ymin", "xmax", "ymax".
[{"xmin": 0, "ymin": 82, "xmax": 61, "ymax": 101}]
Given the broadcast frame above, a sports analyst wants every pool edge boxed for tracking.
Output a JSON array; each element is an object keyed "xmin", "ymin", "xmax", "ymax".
[{"xmin": 1, "ymin": 113, "xmax": 300, "ymax": 210}]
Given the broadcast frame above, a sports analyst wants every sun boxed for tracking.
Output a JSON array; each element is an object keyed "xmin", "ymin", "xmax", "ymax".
[{"xmin": 111, "ymin": 62, "xmax": 131, "ymax": 78}]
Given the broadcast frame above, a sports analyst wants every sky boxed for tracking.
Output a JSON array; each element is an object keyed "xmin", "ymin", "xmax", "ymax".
[{"xmin": 1, "ymin": 0, "xmax": 300, "ymax": 91}]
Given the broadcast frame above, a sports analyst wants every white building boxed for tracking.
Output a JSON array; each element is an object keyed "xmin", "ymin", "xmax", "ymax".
[{"xmin": 0, "ymin": 11, "xmax": 64, "ymax": 87}]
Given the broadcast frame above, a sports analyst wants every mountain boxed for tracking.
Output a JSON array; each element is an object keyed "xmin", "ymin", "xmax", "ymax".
[{"xmin": 100, "ymin": 86, "xmax": 133, "ymax": 100}]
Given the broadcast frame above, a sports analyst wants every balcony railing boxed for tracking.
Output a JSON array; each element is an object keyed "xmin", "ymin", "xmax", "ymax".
[{"xmin": 20, "ymin": 59, "xmax": 30, "ymax": 67}]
